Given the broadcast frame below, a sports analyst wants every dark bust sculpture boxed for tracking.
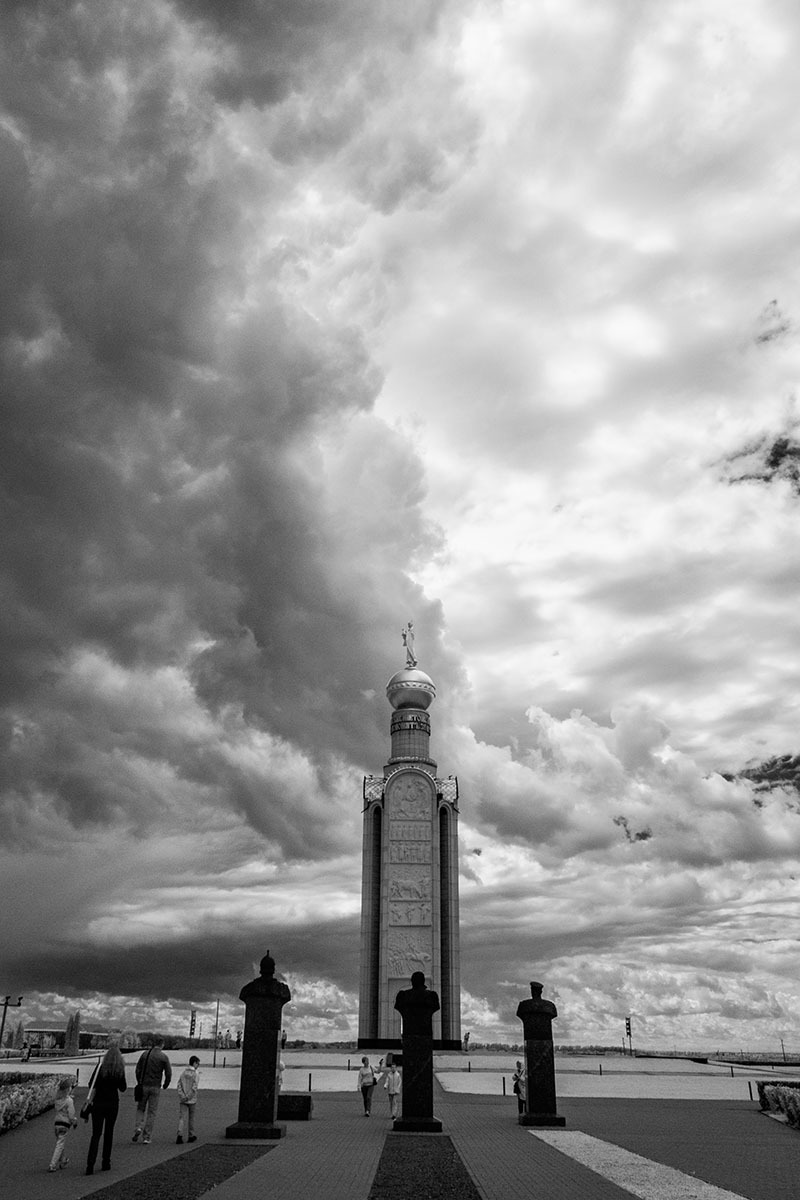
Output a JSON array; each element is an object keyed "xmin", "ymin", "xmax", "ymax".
[
  {"xmin": 227, "ymin": 951, "xmax": 291, "ymax": 1139},
  {"xmin": 515, "ymin": 980, "xmax": 565, "ymax": 1127},
  {"xmin": 392, "ymin": 971, "xmax": 442, "ymax": 1131},
  {"xmin": 516, "ymin": 980, "xmax": 557, "ymax": 1039},
  {"xmin": 394, "ymin": 971, "xmax": 440, "ymax": 1035},
  {"xmin": 240, "ymin": 952, "xmax": 291, "ymax": 1010}
]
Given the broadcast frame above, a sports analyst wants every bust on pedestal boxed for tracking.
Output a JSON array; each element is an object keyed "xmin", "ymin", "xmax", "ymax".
[
  {"xmin": 226, "ymin": 952, "xmax": 291, "ymax": 1139},
  {"xmin": 392, "ymin": 971, "xmax": 443, "ymax": 1132},
  {"xmin": 516, "ymin": 981, "xmax": 566, "ymax": 1127}
]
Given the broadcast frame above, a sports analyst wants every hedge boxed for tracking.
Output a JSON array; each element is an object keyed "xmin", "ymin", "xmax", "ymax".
[{"xmin": 0, "ymin": 1073, "xmax": 75, "ymax": 1136}]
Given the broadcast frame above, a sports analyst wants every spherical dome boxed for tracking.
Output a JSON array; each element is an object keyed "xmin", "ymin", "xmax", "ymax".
[{"xmin": 386, "ymin": 668, "xmax": 436, "ymax": 710}]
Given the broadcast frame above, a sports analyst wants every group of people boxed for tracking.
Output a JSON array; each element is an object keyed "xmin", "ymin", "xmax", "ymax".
[
  {"xmin": 356, "ymin": 1054, "xmax": 528, "ymax": 1120},
  {"xmin": 356, "ymin": 1055, "xmax": 402, "ymax": 1119},
  {"xmin": 48, "ymin": 1043, "xmax": 527, "ymax": 1170},
  {"xmin": 47, "ymin": 1038, "xmax": 201, "ymax": 1176}
]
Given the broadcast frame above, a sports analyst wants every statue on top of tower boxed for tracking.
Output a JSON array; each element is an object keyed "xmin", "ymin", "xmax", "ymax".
[{"xmin": 402, "ymin": 621, "xmax": 417, "ymax": 668}]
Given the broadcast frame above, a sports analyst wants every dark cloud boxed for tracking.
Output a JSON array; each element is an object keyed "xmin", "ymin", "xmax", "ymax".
[
  {"xmin": 2, "ymin": 916, "xmax": 362, "ymax": 1006},
  {"xmin": 0, "ymin": 0, "xmax": 451, "ymax": 857},
  {"xmin": 178, "ymin": 0, "xmax": 448, "ymax": 109},
  {"xmin": 736, "ymin": 754, "xmax": 800, "ymax": 796},
  {"xmin": 723, "ymin": 430, "xmax": 800, "ymax": 495},
  {"xmin": 0, "ymin": 0, "xmax": 462, "ymax": 1030}
]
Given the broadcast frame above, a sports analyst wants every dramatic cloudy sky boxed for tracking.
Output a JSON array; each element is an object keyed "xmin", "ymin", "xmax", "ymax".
[{"xmin": 3, "ymin": 0, "xmax": 800, "ymax": 1052}]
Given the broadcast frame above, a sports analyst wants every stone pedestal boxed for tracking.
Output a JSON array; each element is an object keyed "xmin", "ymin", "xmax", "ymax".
[
  {"xmin": 516, "ymin": 981, "xmax": 565, "ymax": 1127},
  {"xmin": 392, "ymin": 1033, "xmax": 442, "ymax": 1131},
  {"xmin": 226, "ymin": 953, "xmax": 290, "ymax": 1140},
  {"xmin": 276, "ymin": 1093, "xmax": 313, "ymax": 1120},
  {"xmin": 392, "ymin": 973, "xmax": 442, "ymax": 1132}
]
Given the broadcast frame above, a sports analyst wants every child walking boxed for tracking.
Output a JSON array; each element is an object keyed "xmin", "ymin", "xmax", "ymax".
[
  {"xmin": 176, "ymin": 1056, "xmax": 200, "ymax": 1144},
  {"xmin": 381, "ymin": 1061, "xmax": 402, "ymax": 1120},
  {"xmin": 48, "ymin": 1077, "xmax": 77, "ymax": 1172}
]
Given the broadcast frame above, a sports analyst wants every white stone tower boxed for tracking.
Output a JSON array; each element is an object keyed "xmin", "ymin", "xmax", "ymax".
[{"xmin": 358, "ymin": 631, "xmax": 461, "ymax": 1049}]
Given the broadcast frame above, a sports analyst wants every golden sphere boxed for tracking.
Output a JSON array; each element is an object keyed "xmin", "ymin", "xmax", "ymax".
[{"xmin": 386, "ymin": 668, "xmax": 436, "ymax": 710}]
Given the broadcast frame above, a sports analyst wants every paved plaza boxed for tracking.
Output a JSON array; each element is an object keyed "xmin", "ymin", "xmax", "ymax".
[{"xmin": 4, "ymin": 1081, "xmax": 800, "ymax": 1200}]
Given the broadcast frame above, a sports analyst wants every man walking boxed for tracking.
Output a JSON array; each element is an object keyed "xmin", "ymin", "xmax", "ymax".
[{"xmin": 132, "ymin": 1037, "xmax": 172, "ymax": 1144}]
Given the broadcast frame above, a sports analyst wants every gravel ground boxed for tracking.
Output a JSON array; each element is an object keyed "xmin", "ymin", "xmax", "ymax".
[
  {"xmin": 368, "ymin": 1134, "xmax": 482, "ymax": 1200},
  {"xmin": 76, "ymin": 1145, "xmax": 274, "ymax": 1200}
]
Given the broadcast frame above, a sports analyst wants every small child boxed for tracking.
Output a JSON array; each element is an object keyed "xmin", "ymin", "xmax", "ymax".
[
  {"xmin": 382, "ymin": 1062, "xmax": 402, "ymax": 1120},
  {"xmin": 175, "ymin": 1056, "xmax": 200, "ymax": 1144},
  {"xmin": 48, "ymin": 1077, "xmax": 78, "ymax": 1172}
]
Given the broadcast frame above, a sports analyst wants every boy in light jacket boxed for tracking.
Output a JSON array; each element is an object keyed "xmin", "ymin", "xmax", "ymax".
[{"xmin": 175, "ymin": 1057, "xmax": 200, "ymax": 1144}]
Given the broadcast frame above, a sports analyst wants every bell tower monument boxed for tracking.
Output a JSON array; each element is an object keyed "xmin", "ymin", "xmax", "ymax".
[{"xmin": 358, "ymin": 626, "xmax": 462, "ymax": 1049}]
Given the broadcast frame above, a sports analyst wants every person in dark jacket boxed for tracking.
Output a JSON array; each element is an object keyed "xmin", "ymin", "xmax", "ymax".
[
  {"xmin": 132, "ymin": 1037, "xmax": 172, "ymax": 1144},
  {"xmin": 86, "ymin": 1044, "xmax": 127, "ymax": 1175}
]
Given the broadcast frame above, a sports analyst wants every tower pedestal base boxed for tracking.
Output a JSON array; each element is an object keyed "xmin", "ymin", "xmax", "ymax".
[
  {"xmin": 225, "ymin": 1121, "xmax": 287, "ymax": 1139},
  {"xmin": 518, "ymin": 1113, "xmax": 566, "ymax": 1127},
  {"xmin": 357, "ymin": 1038, "xmax": 462, "ymax": 1051},
  {"xmin": 393, "ymin": 1116, "xmax": 443, "ymax": 1133}
]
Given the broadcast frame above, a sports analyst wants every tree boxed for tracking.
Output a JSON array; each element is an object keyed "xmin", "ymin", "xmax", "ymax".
[{"xmin": 65, "ymin": 1010, "xmax": 81, "ymax": 1055}]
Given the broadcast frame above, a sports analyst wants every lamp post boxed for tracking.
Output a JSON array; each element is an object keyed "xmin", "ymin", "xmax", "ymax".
[
  {"xmin": 0, "ymin": 996, "xmax": 23, "ymax": 1052},
  {"xmin": 212, "ymin": 999, "xmax": 220, "ymax": 1068}
]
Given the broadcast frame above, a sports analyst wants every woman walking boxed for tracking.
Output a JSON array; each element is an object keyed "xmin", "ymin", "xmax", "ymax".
[
  {"xmin": 512, "ymin": 1060, "xmax": 526, "ymax": 1116},
  {"xmin": 86, "ymin": 1043, "xmax": 127, "ymax": 1175},
  {"xmin": 356, "ymin": 1056, "xmax": 377, "ymax": 1116}
]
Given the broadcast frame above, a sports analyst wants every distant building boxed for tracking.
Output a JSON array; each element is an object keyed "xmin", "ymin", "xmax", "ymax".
[{"xmin": 24, "ymin": 1027, "xmax": 115, "ymax": 1053}]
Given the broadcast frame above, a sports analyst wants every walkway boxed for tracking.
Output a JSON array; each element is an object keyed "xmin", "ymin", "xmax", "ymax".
[{"xmin": 3, "ymin": 1083, "xmax": 800, "ymax": 1200}]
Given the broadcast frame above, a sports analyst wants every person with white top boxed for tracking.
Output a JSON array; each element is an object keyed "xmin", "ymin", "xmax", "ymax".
[{"xmin": 356, "ymin": 1056, "xmax": 377, "ymax": 1115}]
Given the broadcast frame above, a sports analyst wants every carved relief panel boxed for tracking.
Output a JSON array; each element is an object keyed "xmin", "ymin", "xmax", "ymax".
[
  {"xmin": 384, "ymin": 770, "xmax": 435, "ymax": 980},
  {"xmin": 387, "ymin": 929, "xmax": 433, "ymax": 977}
]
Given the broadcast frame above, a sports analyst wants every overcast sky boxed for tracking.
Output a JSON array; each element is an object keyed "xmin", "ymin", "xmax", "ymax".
[{"xmin": 3, "ymin": 0, "xmax": 800, "ymax": 1053}]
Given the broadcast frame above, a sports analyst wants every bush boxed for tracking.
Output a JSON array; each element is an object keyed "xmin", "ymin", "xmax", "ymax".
[
  {"xmin": 756, "ymin": 1079, "xmax": 800, "ymax": 1111},
  {"xmin": 761, "ymin": 1082, "xmax": 800, "ymax": 1127},
  {"xmin": 0, "ymin": 1073, "xmax": 74, "ymax": 1136}
]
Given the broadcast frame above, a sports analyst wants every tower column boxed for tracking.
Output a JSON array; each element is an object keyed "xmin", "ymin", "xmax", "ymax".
[{"xmin": 358, "ymin": 647, "xmax": 461, "ymax": 1050}]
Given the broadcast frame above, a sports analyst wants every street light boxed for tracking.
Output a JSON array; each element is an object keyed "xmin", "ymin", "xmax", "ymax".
[
  {"xmin": 0, "ymin": 995, "xmax": 23, "ymax": 1052},
  {"xmin": 212, "ymin": 999, "xmax": 220, "ymax": 1068}
]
